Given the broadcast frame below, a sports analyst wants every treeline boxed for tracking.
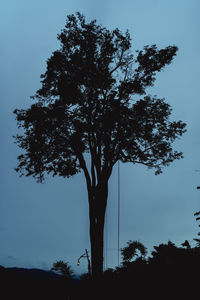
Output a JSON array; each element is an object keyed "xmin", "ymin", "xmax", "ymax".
[
  {"xmin": 77, "ymin": 239, "xmax": 200, "ymax": 299},
  {"xmin": 1, "ymin": 239, "xmax": 199, "ymax": 300}
]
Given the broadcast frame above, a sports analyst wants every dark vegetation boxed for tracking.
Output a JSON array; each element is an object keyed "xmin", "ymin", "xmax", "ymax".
[
  {"xmin": 0, "ymin": 266, "xmax": 77, "ymax": 299},
  {"xmin": 51, "ymin": 260, "xmax": 74, "ymax": 278},
  {"xmin": 1, "ymin": 237, "xmax": 200, "ymax": 299}
]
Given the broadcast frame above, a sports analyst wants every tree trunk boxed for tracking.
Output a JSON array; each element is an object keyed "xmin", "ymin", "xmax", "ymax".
[{"xmin": 88, "ymin": 181, "xmax": 108, "ymax": 279}]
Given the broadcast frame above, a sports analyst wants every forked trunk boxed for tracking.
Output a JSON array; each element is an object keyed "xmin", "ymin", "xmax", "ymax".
[{"xmin": 88, "ymin": 181, "xmax": 108, "ymax": 279}]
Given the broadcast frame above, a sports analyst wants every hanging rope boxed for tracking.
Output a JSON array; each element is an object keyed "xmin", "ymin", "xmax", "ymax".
[
  {"xmin": 104, "ymin": 210, "xmax": 108, "ymax": 270},
  {"xmin": 118, "ymin": 160, "xmax": 120, "ymax": 267}
]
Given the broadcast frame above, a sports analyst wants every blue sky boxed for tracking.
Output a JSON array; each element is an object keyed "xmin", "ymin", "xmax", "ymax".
[{"xmin": 0, "ymin": 0, "xmax": 200, "ymax": 274}]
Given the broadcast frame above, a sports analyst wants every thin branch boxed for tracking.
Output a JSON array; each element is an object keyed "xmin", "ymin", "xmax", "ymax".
[{"xmin": 109, "ymin": 49, "xmax": 125, "ymax": 76}]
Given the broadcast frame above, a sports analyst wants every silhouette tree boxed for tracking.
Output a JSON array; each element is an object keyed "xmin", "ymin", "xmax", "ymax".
[
  {"xmin": 13, "ymin": 12, "xmax": 186, "ymax": 278},
  {"xmin": 181, "ymin": 240, "xmax": 191, "ymax": 249},
  {"xmin": 149, "ymin": 241, "xmax": 179, "ymax": 266},
  {"xmin": 149, "ymin": 240, "xmax": 200, "ymax": 272},
  {"xmin": 51, "ymin": 260, "xmax": 74, "ymax": 278},
  {"xmin": 121, "ymin": 240, "xmax": 147, "ymax": 266}
]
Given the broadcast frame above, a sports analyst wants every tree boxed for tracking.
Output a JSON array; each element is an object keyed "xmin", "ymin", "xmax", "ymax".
[
  {"xmin": 51, "ymin": 260, "xmax": 74, "ymax": 278},
  {"xmin": 121, "ymin": 240, "xmax": 147, "ymax": 266},
  {"xmin": 13, "ymin": 12, "xmax": 186, "ymax": 278},
  {"xmin": 149, "ymin": 240, "xmax": 200, "ymax": 269},
  {"xmin": 149, "ymin": 241, "xmax": 179, "ymax": 265},
  {"xmin": 181, "ymin": 240, "xmax": 191, "ymax": 249}
]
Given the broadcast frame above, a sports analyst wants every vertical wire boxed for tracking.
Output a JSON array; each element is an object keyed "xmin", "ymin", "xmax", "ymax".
[
  {"xmin": 106, "ymin": 211, "xmax": 108, "ymax": 269},
  {"xmin": 103, "ymin": 228, "xmax": 105, "ymax": 271},
  {"xmin": 104, "ymin": 207, "xmax": 108, "ymax": 271},
  {"xmin": 118, "ymin": 160, "xmax": 120, "ymax": 267},
  {"xmin": 104, "ymin": 214, "xmax": 106, "ymax": 271},
  {"xmin": 105, "ymin": 210, "xmax": 108, "ymax": 270}
]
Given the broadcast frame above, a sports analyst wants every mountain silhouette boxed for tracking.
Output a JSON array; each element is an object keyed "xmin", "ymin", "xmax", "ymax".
[{"xmin": 0, "ymin": 265, "xmax": 78, "ymax": 300}]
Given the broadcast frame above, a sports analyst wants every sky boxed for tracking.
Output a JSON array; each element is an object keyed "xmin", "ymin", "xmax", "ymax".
[{"xmin": 0, "ymin": 0, "xmax": 200, "ymax": 275}]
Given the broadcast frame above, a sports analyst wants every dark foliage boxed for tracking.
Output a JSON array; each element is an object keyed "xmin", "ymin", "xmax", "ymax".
[
  {"xmin": 149, "ymin": 240, "xmax": 200, "ymax": 267},
  {"xmin": 14, "ymin": 12, "xmax": 186, "ymax": 183},
  {"xmin": 0, "ymin": 266, "xmax": 78, "ymax": 300},
  {"xmin": 1, "ymin": 240, "xmax": 199, "ymax": 299},
  {"xmin": 51, "ymin": 260, "xmax": 74, "ymax": 278},
  {"xmin": 120, "ymin": 240, "xmax": 147, "ymax": 265}
]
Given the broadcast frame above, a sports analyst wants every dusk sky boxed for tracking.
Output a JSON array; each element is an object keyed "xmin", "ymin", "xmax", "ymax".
[{"xmin": 1, "ymin": 0, "xmax": 200, "ymax": 275}]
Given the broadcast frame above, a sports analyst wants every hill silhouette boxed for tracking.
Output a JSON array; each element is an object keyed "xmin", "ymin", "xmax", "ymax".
[{"xmin": 0, "ymin": 266, "xmax": 78, "ymax": 299}]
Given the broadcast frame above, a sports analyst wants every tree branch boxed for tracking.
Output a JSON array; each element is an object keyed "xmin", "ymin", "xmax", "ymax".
[
  {"xmin": 109, "ymin": 49, "xmax": 125, "ymax": 75},
  {"xmin": 77, "ymin": 152, "xmax": 92, "ymax": 191}
]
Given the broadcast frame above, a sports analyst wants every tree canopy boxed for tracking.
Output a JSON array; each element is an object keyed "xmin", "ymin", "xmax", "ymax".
[
  {"xmin": 51, "ymin": 260, "xmax": 74, "ymax": 278},
  {"xmin": 14, "ymin": 12, "xmax": 186, "ymax": 186},
  {"xmin": 121, "ymin": 240, "xmax": 147, "ymax": 264}
]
